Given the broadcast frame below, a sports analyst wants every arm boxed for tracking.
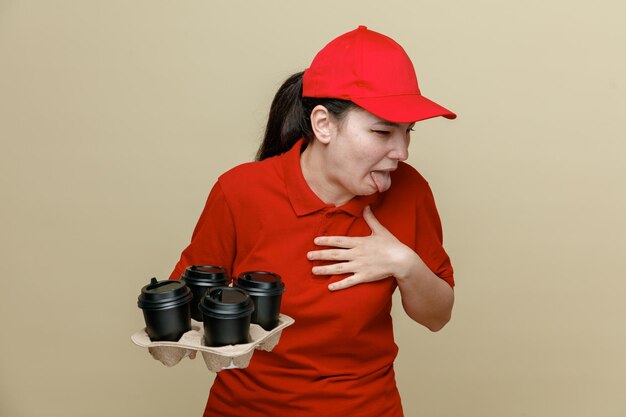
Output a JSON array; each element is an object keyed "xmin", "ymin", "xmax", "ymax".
[
  {"xmin": 308, "ymin": 205, "xmax": 454, "ymax": 331},
  {"xmin": 392, "ymin": 247, "xmax": 454, "ymax": 331},
  {"xmin": 169, "ymin": 181, "xmax": 237, "ymax": 280},
  {"xmin": 169, "ymin": 181, "xmax": 237, "ymax": 359}
]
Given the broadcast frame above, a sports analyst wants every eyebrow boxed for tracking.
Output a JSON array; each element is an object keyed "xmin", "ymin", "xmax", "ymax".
[
  {"xmin": 372, "ymin": 121, "xmax": 415, "ymax": 128},
  {"xmin": 372, "ymin": 121, "xmax": 400, "ymax": 127}
]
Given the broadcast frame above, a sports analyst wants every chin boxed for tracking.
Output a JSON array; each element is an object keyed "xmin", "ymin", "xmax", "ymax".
[{"xmin": 356, "ymin": 185, "xmax": 377, "ymax": 197}]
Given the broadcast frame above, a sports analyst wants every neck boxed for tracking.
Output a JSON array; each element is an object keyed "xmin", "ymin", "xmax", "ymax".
[{"xmin": 300, "ymin": 141, "xmax": 353, "ymax": 206}]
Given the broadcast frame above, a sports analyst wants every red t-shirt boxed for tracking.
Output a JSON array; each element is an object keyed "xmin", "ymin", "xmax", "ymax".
[{"xmin": 171, "ymin": 139, "xmax": 453, "ymax": 417}]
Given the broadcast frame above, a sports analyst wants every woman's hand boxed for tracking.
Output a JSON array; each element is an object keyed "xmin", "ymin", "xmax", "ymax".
[
  {"xmin": 308, "ymin": 205, "xmax": 454, "ymax": 330},
  {"xmin": 307, "ymin": 205, "xmax": 415, "ymax": 291}
]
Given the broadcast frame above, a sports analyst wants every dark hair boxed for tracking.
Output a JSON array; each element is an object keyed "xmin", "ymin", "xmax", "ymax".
[{"xmin": 256, "ymin": 72, "xmax": 355, "ymax": 161}]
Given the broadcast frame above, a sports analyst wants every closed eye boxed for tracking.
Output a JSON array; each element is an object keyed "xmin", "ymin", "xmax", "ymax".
[{"xmin": 371, "ymin": 129, "xmax": 391, "ymax": 136}]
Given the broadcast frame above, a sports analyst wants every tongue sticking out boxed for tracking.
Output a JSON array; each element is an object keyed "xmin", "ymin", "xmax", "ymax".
[{"xmin": 370, "ymin": 171, "xmax": 392, "ymax": 193}]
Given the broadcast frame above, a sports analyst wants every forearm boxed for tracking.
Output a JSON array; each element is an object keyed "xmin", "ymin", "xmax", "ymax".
[{"xmin": 394, "ymin": 250, "xmax": 454, "ymax": 331}]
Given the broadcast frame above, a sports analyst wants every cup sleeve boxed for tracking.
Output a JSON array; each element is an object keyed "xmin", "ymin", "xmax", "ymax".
[{"xmin": 170, "ymin": 181, "xmax": 237, "ymax": 280}]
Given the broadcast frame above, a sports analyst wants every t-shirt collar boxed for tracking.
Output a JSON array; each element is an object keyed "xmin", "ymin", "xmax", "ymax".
[{"xmin": 281, "ymin": 139, "xmax": 379, "ymax": 217}]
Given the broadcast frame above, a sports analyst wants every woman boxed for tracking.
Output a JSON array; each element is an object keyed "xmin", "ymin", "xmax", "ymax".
[{"xmin": 171, "ymin": 26, "xmax": 456, "ymax": 417}]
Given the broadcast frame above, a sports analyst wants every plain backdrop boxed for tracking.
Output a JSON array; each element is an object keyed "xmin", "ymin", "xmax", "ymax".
[{"xmin": 1, "ymin": 1, "xmax": 625, "ymax": 416}]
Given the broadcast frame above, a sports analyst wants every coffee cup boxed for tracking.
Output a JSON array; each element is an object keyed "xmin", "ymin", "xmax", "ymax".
[
  {"xmin": 198, "ymin": 287, "xmax": 255, "ymax": 347},
  {"xmin": 235, "ymin": 271, "xmax": 285, "ymax": 330},
  {"xmin": 137, "ymin": 277, "xmax": 192, "ymax": 341},
  {"xmin": 181, "ymin": 265, "xmax": 229, "ymax": 321}
]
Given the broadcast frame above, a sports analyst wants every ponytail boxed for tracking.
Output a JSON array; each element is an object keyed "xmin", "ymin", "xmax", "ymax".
[{"xmin": 256, "ymin": 72, "xmax": 355, "ymax": 161}]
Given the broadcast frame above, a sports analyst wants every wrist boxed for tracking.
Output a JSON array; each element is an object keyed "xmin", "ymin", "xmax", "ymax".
[{"xmin": 391, "ymin": 245, "xmax": 421, "ymax": 282}]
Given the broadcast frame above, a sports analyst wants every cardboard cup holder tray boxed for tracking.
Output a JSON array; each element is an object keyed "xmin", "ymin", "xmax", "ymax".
[{"xmin": 131, "ymin": 314, "xmax": 294, "ymax": 372}]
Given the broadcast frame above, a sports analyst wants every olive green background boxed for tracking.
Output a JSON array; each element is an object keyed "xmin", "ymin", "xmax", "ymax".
[{"xmin": 1, "ymin": 1, "xmax": 625, "ymax": 416}]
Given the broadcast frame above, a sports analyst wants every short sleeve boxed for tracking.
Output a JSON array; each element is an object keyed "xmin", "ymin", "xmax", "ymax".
[
  {"xmin": 169, "ymin": 181, "xmax": 237, "ymax": 280},
  {"xmin": 415, "ymin": 184, "xmax": 454, "ymax": 287}
]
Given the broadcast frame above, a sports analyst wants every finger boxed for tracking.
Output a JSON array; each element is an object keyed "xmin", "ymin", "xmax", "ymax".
[
  {"xmin": 307, "ymin": 248, "xmax": 351, "ymax": 261},
  {"xmin": 328, "ymin": 275, "xmax": 361, "ymax": 291},
  {"xmin": 314, "ymin": 235, "xmax": 358, "ymax": 248},
  {"xmin": 311, "ymin": 261, "xmax": 353, "ymax": 276},
  {"xmin": 362, "ymin": 205, "xmax": 385, "ymax": 234}
]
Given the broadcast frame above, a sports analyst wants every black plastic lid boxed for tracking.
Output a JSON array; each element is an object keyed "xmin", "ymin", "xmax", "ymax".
[
  {"xmin": 198, "ymin": 287, "xmax": 255, "ymax": 319},
  {"xmin": 235, "ymin": 271, "xmax": 285, "ymax": 296},
  {"xmin": 181, "ymin": 265, "xmax": 228, "ymax": 286},
  {"xmin": 137, "ymin": 277, "xmax": 192, "ymax": 310}
]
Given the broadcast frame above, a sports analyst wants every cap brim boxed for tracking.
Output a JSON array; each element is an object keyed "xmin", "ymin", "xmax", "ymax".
[{"xmin": 351, "ymin": 94, "xmax": 456, "ymax": 124}]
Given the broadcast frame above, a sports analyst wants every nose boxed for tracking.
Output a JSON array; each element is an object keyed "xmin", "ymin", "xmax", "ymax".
[{"xmin": 388, "ymin": 133, "xmax": 409, "ymax": 161}]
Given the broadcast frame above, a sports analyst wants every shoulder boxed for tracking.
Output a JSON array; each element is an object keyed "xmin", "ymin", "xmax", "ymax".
[
  {"xmin": 218, "ymin": 156, "xmax": 282, "ymax": 186},
  {"xmin": 379, "ymin": 162, "xmax": 435, "ymax": 210},
  {"xmin": 390, "ymin": 162, "xmax": 430, "ymax": 192},
  {"xmin": 216, "ymin": 155, "xmax": 284, "ymax": 203}
]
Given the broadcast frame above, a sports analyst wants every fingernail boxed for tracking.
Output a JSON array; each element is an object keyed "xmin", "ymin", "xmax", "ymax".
[{"xmin": 328, "ymin": 284, "xmax": 336, "ymax": 291}]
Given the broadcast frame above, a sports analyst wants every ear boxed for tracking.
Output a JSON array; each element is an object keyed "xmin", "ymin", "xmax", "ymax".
[{"xmin": 310, "ymin": 105, "xmax": 336, "ymax": 145}]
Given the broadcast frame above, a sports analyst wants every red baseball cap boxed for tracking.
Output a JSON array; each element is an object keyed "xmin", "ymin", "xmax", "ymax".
[{"xmin": 302, "ymin": 26, "xmax": 456, "ymax": 123}]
